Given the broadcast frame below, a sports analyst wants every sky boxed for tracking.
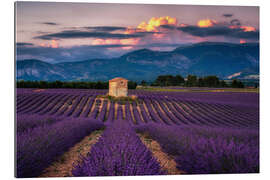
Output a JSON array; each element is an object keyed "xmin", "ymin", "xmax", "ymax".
[{"xmin": 16, "ymin": 2, "xmax": 259, "ymax": 63}]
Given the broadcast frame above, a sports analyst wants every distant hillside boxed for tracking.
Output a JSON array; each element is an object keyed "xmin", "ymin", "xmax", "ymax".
[{"xmin": 16, "ymin": 42, "xmax": 259, "ymax": 81}]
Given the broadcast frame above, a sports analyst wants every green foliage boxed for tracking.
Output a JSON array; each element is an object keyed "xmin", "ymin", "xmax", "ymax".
[
  {"xmin": 16, "ymin": 80, "xmax": 138, "ymax": 89},
  {"xmin": 16, "ymin": 80, "xmax": 108, "ymax": 89},
  {"xmin": 186, "ymin": 75, "xmax": 198, "ymax": 87},
  {"xmin": 128, "ymin": 81, "xmax": 137, "ymax": 89},
  {"xmin": 220, "ymin": 80, "xmax": 229, "ymax": 88},
  {"xmin": 140, "ymin": 80, "xmax": 147, "ymax": 86},
  {"xmin": 153, "ymin": 75, "xmax": 185, "ymax": 86},
  {"xmin": 97, "ymin": 95, "xmax": 138, "ymax": 104},
  {"xmin": 151, "ymin": 74, "xmax": 243, "ymax": 88},
  {"xmin": 231, "ymin": 79, "xmax": 244, "ymax": 88},
  {"xmin": 202, "ymin": 76, "xmax": 220, "ymax": 87},
  {"xmin": 197, "ymin": 78, "xmax": 204, "ymax": 87}
]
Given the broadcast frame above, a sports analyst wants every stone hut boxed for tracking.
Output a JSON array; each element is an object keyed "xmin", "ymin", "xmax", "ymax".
[{"xmin": 109, "ymin": 77, "xmax": 128, "ymax": 97}]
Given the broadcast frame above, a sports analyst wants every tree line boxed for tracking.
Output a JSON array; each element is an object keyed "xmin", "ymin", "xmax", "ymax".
[
  {"xmin": 16, "ymin": 75, "xmax": 246, "ymax": 89},
  {"xmin": 16, "ymin": 80, "xmax": 138, "ymax": 89},
  {"xmin": 145, "ymin": 75, "xmax": 245, "ymax": 88}
]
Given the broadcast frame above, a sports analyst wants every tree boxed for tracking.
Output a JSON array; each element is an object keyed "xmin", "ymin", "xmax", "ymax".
[
  {"xmin": 174, "ymin": 75, "xmax": 185, "ymax": 85},
  {"xmin": 197, "ymin": 78, "xmax": 204, "ymax": 87},
  {"xmin": 186, "ymin": 75, "xmax": 197, "ymax": 87},
  {"xmin": 154, "ymin": 75, "xmax": 185, "ymax": 86},
  {"xmin": 155, "ymin": 75, "xmax": 174, "ymax": 86},
  {"xmin": 203, "ymin": 76, "xmax": 220, "ymax": 87},
  {"xmin": 231, "ymin": 79, "xmax": 244, "ymax": 88},
  {"xmin": 140, "ymin": 80, "xmax": 147, "ymax": 86},
  {"xmin": 95, "ymin": 81, "xmax": 103, "ymax": 89},
  {"xmin": 128, "ymin": 81, "xmax": 137, "ymax": 89},
  {"xmin": 39, "ymin": 81, "xmax": 48, "ymax": 88},
  {"xmin": 220, "ymin": 80, "xmax": 228, "ymax": 87}
]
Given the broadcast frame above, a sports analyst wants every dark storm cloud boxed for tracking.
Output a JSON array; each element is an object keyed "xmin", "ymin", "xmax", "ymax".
[
  {"xmin": 41, "ymin": 22, "xmax": 59, "ymax": 26},
  {"xmin": 230, "ymin": 19, "xmax": 241, "ymax": 26},
  {"xmin": 223, "ymin": 14, "xmax": 233, "ymax": 18},
  {"xmin": 85, "ymin": 26, "xmax": 160, "ymax": 36},
  {"xmin": 233, "ymin": 31, "xmax": 259, "ymax": 39},
  {"xmin": 160, "ymin": 25, "xmax": 177, "ymax": 30},
  {"xmin": 36, "ymin": 31, "xmax": 51, "ymax": 34},
  {"xmin": 16, "ymin": 42, "xmax": 34, "ymax": 46},
  {"xmin": 178, "ymin": 25, "xmax": 233, "ymax": 37},
  {"xmin": 177, "ymin": 25, "xmax": 259, "ymax": 40},
  {"xmin": 34, "ymin": 30, "xmax": 147, "ymax": 40},
  {"xmin": 84, "ymin": 26, "xmax": 126, "ymax": 32}
]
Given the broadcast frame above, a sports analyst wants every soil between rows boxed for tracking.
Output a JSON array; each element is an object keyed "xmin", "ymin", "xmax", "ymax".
[
  {"xmin": 40, "ymin": 130, "xmax": 103, "ymax": 177},
  {"xmin": 138, "ymin": 133, "xmax": 184, "ymax": 175},
  {"xmin": 40, "ymin": 129, "xmax": 182, "ymax": 177}
]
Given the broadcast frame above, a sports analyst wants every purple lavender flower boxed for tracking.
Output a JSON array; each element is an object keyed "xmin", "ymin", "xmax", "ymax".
[{"xmin": 72, "ymin": 120, "xmax": 164, "ymax": 176}]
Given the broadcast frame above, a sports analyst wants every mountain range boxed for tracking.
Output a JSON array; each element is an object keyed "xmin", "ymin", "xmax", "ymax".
[{"xmin": 16, "ymin": 42, "xmax": 259, "ymax": 82}]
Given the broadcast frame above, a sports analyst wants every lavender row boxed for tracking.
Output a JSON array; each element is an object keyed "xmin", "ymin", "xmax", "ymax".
[
  {"xmin": 16, "ymin": 117, "xmax": 104, "ymax": 178},
  {"xmin": 17, "ymin": 114, "xmax": 64, "ymax": 133},
  {"xmin": 136, "ymin": 124, "xmax": 259, "ymax": 174},
  {"xmin": 16, "ymin": 88, "xmax": 107, "ymax": 96},
  {"xmin": 16, "ymin": 90, "xmax": 258, "ymax": 128},
  {"xmin": 132, "ymin": 90, "xmax": 259, "ymax": 108},
  {"xmin": 72, "ymin": 120, "xmax": 164, "ymax": 176},
  {"xmin": 17, "ymin": 88, "xmax": 259, "ymax": 108}
]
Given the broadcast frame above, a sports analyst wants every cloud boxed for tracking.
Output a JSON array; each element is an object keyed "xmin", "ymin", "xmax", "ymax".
[
  {"xmin": 240, "ymin": 39, "xmax": 247, "ymax": 44},
  {"xmin": 178, "ymin": 25, "xmax": 228, "ymax": 37},
  {"xmin": 177, "ymin": 25, "xmax": 259, "ymax": 40},
  {"xmin": 84, "ymin": 26, "xmax": 126, "ymax": 32},
  {"xmin": 16, "ymin": 42, "xmax": 34, "ymax": 46},
  {"xmin": 230, "ymin": 19, "xmax": 241, "ymax": 26},
  {"xmin": 16, "ymin": 43, "xmax": 130, "ymax": 63},
  {"xmin": 142, "ymin": 43, "xmax": 185, "ymax": 48},
  {"xmin": 34, "ymin": 30, "xmax": 147, "ymax": 40},
  {"xmin": 197, "ymin": 19, "xmax": 217, "ymax": 27},
  {"xmin": 16, "ymin": 41, "xmax": 190, "ymax": 64},
  {"xmin": 41, "ymin": 22, "xmax": 59, "ymax": 26},
  {"xmin": 233, "ymin": 30, "xmax": 259, "ymax": 39},
  {"xmin": 159, "ymin": 25, "xmax": 177, "ymax": 30},
  {"xmin": 89, "ymin": 44, "xmax": 134, "ymax": 48},
  {"xmin": 36, "ymin": 31, "xmax": 52, "ymax": 34},
  {"xmin": 223, "ymin": 14, "xmax": 233, "ymax": 18},
  {"xmin": 39, "ymin": 40, "xmax": 59, "ymax": 48},
  {"xmin": 26, "ymin": 15, "xmax": 259, "ymax": 63},
  {"xmin": 16, "ymin": 54, "xmax": 55, "ymax": 63},
  {"xmin": 136, "ymin": 16, "xmax": 178, "ymax": 32}
]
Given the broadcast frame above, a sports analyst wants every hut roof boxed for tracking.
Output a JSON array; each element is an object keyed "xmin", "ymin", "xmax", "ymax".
[{"xmin": 109, "ymin": 77, "xmax": 128, "ymax": 82}]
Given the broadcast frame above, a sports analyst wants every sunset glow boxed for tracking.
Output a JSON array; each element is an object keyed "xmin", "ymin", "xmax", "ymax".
[
  {"xmin": 179, "ymin": 23, "xmax": 188, "ymax": 27},
  {"xmin": 137, "ymin": 16, "xmax": 178, "ymax": 32},
  {"xmin": 240, "ymin": 26, "xmax": 256, "ymax": 32},
  {"xmin": 39, "ymin": 40, "xmax": 59, "ymax": 48},
  {"xmin": 16, "ymin": 2, "xmax": 259, "ymax": 62},
  {"xmin": 51, "ymin": 40, "xmax": 59, "ymax": 48},
  {"xmin": 240, "ymin": 39, "xmax": 247, "ymax": 44},
  {"xmin": 197, "ymin": 19, "xmax": 216, "ymax": 28},
  {"xmin": 229, "ymin": 25, "xmax": 256, "ymax": 32},
  {"xmin": 91, "ymin": 38, "xmax": 139, "ymax": 50}
]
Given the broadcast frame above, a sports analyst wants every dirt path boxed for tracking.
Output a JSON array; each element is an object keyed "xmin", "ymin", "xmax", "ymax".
[
  {"xmin": 138, "ymin": 133, "xmax": 184, "ymax": 175},
  {"xmin": 39, "ymin": 126, "xmax": 182, "ymax": 177},
  {"xmin": 40, "ymin": 130, "xmax": 103, "ymax": 177}
]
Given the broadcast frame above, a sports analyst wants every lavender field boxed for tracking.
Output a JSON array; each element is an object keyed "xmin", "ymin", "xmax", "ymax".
[{"xmin": 16, "ymin": 88, "xmax": 259, "ymax": 177}]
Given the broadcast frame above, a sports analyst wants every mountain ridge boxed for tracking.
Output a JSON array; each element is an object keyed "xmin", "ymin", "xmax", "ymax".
[{"xmin": 16, "ymin": 42, "xmax": 259, "ymax": 82}]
